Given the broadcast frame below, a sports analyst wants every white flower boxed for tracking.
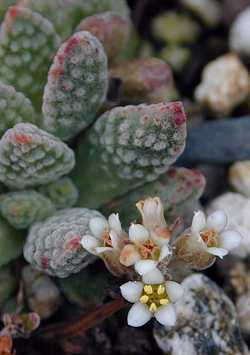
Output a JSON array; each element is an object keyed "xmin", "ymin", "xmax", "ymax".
[
  {"xmin": 190, "ymin": 210, "xmax": 242, "ymax": 259},
  {"xmin": 81, "ymin": 213, "xmax": 126, "ymax": 255},
  {"xmin": 120, "ymin": 271, "xmax": 183, "ymax": 327},
  {"xmin": 136, "ymin": 197, "xmax": 171, "ymax": 245},
  {"xmin": 119, "ymin": 197, "xmax": 172, "ymax": 278}
]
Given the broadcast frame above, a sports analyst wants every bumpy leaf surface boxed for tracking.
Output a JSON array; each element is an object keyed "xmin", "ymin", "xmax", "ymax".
[
  {"xmin": 73, "ymin": 102, "xmax": 187, "ymax": 207},
  {"xmin": 0, "ymin": 81, "xmax": 36, "ymax": 136},
  {"xmin": 77, "ymin": 11, "xmax": 130, "ymax": 62},
  {"xmin": 0, "ymin": 190, "xmax": 55, "ymax": 229},
  {"xmin": 42, "ymin": 31, "xmax": 108, "ymax": 140},
  {"xmin": 69, "ymin": 0, "xmax": 130, "ymax": 26},
  {"xmin": 18, "ymin": 0, "xmax": 78, "ymax": 39},
  {"xmin": 0, "ymin": 6, "xmax": 60, "ymax": 111},
  {"xmin": 0, "ymin": 123, "xmax": 75, "ymax": 188},
  {"xmin": 23, "ymin": 208, "xmax": 103, "ymax": 277},
  {"xmin": 38, "ymin": 177, "xmax": 78, "ymax": 209}
]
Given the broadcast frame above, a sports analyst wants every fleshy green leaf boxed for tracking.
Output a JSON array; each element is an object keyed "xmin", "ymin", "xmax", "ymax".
[
  {"xmin": 38, "ymin": 177, "xmax": 78, "ymax": 209},
  {"xmin": 19, "ymin": 0, "xmax": 78, "ymax": 39},
  {"xmin": 23, "ymin": 208, "xmax": 103, "ymax": 277},
  {"xmin": 0, "ymin": 6, "xmax": 61, "ymax": 111},
  {"xmin": 0, "ymin": 216, "xmax": 24, "ymax": 267},
  {"xmin": 42, "ymin": 31, "xmax": 108, "ymax": 140},
  {"xmin": 0, "ymin": 266, "xmax": 17, "ymax": 308},
  {"xmin": 77, "ymin": 11, "xmax": 131, "ymax": 63},
  {"xmin": 69, "ymin": 0, "xmax": 130, "ymax": 26},
  {"xmin": 102, "ymin": 167, "xmax": 206, "ymax": 226},
  {"xmin": 0, "ymin": 190, "xmax": 56, "ymax": 229},
  {"xmin": 0, "ymin": 81, "xmax": 36, "ymax": 136},
  {"xmin": 59, "ymin": 263, "xmax": 115, "ymax": 308},
  {"xmin": 0, "ymin": 123, "xmax": 75, "ymax": 188},
  {"xmin": 73, "ymin": 102, "xmax": 187, "ymax": 208}
]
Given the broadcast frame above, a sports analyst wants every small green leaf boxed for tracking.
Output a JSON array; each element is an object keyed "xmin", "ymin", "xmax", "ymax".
[
  {"xmin": 42, "ymin": 31, "xmax": 108, "ymax": 140},
  {"xmin": 38, "ymin": 177, "xmax": 78, "ymax": 209},
  {"xmin": 0, "ymin": 190, "xmax": 56, "ymax": 229},
  {"xmin": 0, "ymin": 216, "xmax": 24, "ymax": 267},
  {"xmin": 77, "ymin": 11, "xmax": 131, "ymax": 63},
  {"xmin": 0, "ymin": 81, "xmax": 36, "ymax": 136},
  {"xmin": 0, "ymin": 123, "xmax": 75, "ymax": 188},
  {"xmin": 59, "ymin": 263, "xmax": 115, "ymax": 308},
  {"xmin": 0, "ymin": 6, "xmax": 60, "ymax": 111}
]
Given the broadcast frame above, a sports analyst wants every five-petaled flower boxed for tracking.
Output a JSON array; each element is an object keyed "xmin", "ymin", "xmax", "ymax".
[
  {"xmin": 120, "ymin": 269, "xmax": 183, "ymax": 327},
  {"xmin": 119, "ymin": 197, "xmax": 174, "ymax": 278},
  {"xmin": 188, "ymin": 210, "xmax": 242, "ymax": 258},
  {"xmin": 81, "ymin": 213, "xmax": 126, "ymax": 255},
  {"xmin": 81, "ymin": 197, "xmax": 243, "ymax": 329}
]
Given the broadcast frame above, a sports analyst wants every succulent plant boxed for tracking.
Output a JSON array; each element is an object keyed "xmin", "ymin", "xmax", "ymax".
[
  {"xmin": 23, "ymin": 208, "xmax": 103, "ymax": 277},
  {"xmin": 38, "ymin": 177, "xmax": 78, "ymax": 209},
  {"xmin": 0, "ymin": 267, "xmax": 17, "ymax": 308},
  {"xmin": 0, "ymin": 216, "xmax": 24, "ymax": 267},
  {"xmin": 73, "ymin": 102, "xmax": 187, "ymax": 208},
  {"xmin": 73, "ymin": 0, "xmax": 130, "ymax": 21},
  {"xmin": 2, "ymin": 312, "xmax": 40, "ymax": 338},
  {"xmin": 77, "ymin": 11, "xmax": 131, "ymax": 63},
  {"xmin": 0, "ymin": 190, "xmax": 55, "ymax": 229},
  {"xmin": 18, "ymin": 0, "xmax": 82, "ymax": 40},
  {"xmin": 0, "ymin": 123, "xmax": 75, "ymax": 188},
  {"xmin": 0, "ymin": 0, "xmax": 245, "ymax": 348},
  {"xmin": 0, "ymin": 81, "xmax": 36, "ymax": 136},
  {"xmin": 0, "ymin": 6, "xmax": 61, "ymax": 111},
  {"xmin": 102, "ymin": 167, "xmax": 205, "ymax": 227},
  {"xmin": 59, "ymin": 263, "xmax": 115, "ymax": 308},
  {"xmin": 42, "ymin": 31, "xmax": 108, "ymax": 140}
]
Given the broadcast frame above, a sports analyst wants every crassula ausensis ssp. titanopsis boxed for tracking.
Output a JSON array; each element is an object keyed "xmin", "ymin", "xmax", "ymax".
[
  {"xmin": 22, "ymin": 196, "xmax": 242, "ymax": 327},
  {"xmin": 73, "ymin": 101, "xmax": 187, "ymax": 207},
  {"xmin": 0, "ymin": 0, "xmax": 243, "ymax": 332}
]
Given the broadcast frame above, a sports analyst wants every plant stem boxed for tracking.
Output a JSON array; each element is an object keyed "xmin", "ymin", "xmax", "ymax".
[{"xmin": 34, "ymin": 297, "xmax": 126, "ymax": 341}]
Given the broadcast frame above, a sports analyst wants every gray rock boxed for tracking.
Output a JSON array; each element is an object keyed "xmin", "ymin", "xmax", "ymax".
[
  {"xmin": 178, "ymin": 117, "xmax": 250, "ymax": 164},
  {"xmin": 153, "ymin": 274, "xmax": 249, "ymax": 355}
]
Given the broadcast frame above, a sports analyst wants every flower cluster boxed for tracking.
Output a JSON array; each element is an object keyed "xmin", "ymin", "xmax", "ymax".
[{"xmin": 81, "ymin": 197, "xmax": 242, "ymax": 327}]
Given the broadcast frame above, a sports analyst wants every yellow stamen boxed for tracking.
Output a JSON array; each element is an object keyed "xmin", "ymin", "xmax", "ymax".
[
  {"xmin": 139, "ymin": 283, "xmax": 171, "ymax": 313},
  {"xmin": 157, "ymin": 284, "xmax": 165, "ymax": 295},
  {"xmin": 140, "ymin": 295, "xmax": 149, "ymax": 304},
  {"xmin": 149, "ymin": 303, "xmax": 157, "ymax": 313},
  {"xmin": 160, "ymin": 298, "xmax": 169, "ymax": 305},
  {"xmin": 144, "ymin": 285, "xmax": 153, "ymax": 295}
]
